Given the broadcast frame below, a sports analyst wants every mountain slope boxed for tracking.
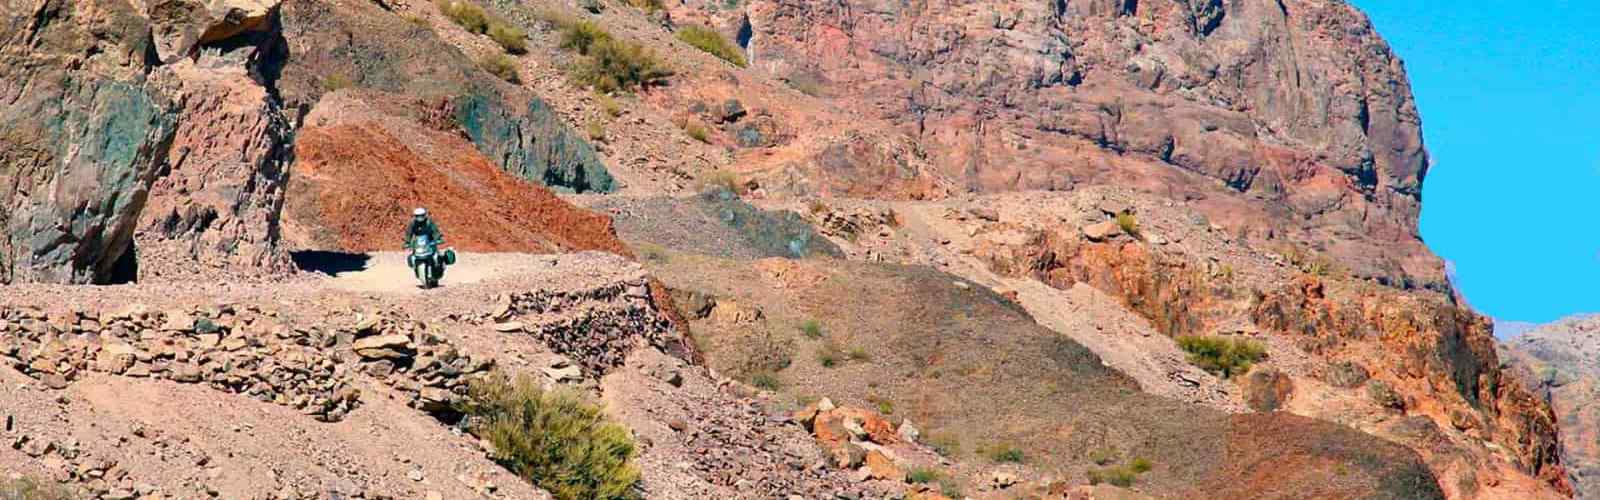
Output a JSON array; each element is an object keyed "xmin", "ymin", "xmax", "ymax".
[{"xmin": 1505, "ymin": 315, "xmax": 1600, "ymax": 498}]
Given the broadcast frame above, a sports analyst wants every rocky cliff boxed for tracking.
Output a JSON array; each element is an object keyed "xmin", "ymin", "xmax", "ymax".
[
  {"xmin": 1505, "ymin": 315, "xmax": 1600, "ymax": 498},
  {"xmin": 0, "ymin": 0, "xmax": 292, "ymax": 284},
  {"xmin": 669, "ymin": 0, "xmax": 1440, "ymax": 290}
]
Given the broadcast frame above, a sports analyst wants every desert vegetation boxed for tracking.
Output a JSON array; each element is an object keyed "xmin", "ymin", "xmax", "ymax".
[
  {"xmin": 986, "ymin": 443, "xmax": 1026, "ymax": 463},
  {"xmin": 676, "ymin": 25, "xmax": 746, "ymax": 67},
  {"xmin": 437, "ymin": 0, "xmax": 526, "ymax": 54},
  {"xmin": 1176, "ymin": 335, "xmax": 1266, "ymax": 379},
  {"xmin": 1088, "ymin": 458, "xmax": 1153, "ymax": 487},
  {"xmin": 1115, "ymin": 212, "xmax": 1139, "ymax": 236},
  {"xmin": 800, "ymin": 319, "xmax": 824, "ymax": 339},
  {"xmin": 480, "ymin": 53, "xmax": 521, "ymax": 83},
  {"xmin": 459, "ymin": 375, "xmax": 642, "ymax": 500},
  {"xmin": 560, "ymin": 21, "xmax": 670, "ymax": 92}
]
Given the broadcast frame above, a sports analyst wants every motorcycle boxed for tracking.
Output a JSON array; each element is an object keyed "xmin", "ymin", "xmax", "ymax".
[{"xmin": 407, "ymin": 235, "xmax": 456, "ymax": 289}]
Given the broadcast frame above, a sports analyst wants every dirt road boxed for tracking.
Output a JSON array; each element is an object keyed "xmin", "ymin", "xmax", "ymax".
[{"xmin": 296, "ymin": 251, "xmax": 563, "ymax": 294}]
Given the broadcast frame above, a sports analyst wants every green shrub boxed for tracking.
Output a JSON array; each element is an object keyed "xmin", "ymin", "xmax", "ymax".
[
  {"xmin": 988, "ymin": 443, "xmax": 1025, "ymax": 463},
  {"xmin": 572, "ymin": 37, "xmax": 672, "ymax": 92},
  {"xmin": 1176, "ymin": 335, "xmax": 1266, "ymax": 379},
  {"xmin": 875, "ymin": 399, "xmax": 893, "ymax": 415},
  {"xmin": 0, "ymin": 477, "xmax": 77, "ymax": 500},
  {"xmin": 586, "ymin": 121, "xmax": 607, "ymax": 143},
  {"xmin": 488, "ymin": 21, "xmax": 528, "ymax": 54},
  {"xmin": 437, "ymin": 0, "xmax": 490, "ymax": 33},
  {"xmin": 1115, "ymin": 212, "xmax": 1139, "ymax": 236},
  {"xmin": 458, "ymin": 375, "xmax": 642, "ymax": 500},
  {"xmin": 1088, "ymin": 466, "xmax": 1138, "ymax": 487},
  {"xmin": 800, "ymin": 319, "xmax": 824, "ymax": 339},
  {"xmin": 1088, "ymin": 446, "xmax": 1117, "ymax": 466},
  {"xmin": 750, "ymin": 371, "xmax": 781, "ymax": 391},
  {"xmin": 848, "ymin": 347, "xmax": 871, "ymax": 362},
  {"xmin": 675, "ymin": 25, "xmax": 746, "ymax": 67},
  {"xmin": 684, "ymin": 120, "xmax": 711, "ymax": 143},
  {"xmin": 557, "ymin": 22, "xmax": 670, "ymax": 92},
  {"xmin": 561, "ymin": 21, "xmax": 613, "ymax": 55},
  {"xmin": 1088, "ymin": 458, "xmax": 1153, "ymax": 488},
  {"xmin": 481, "ymin": 54, "xmax": 521, "ymax": 83},
  {"xmin": 907, "ymin": 467, "xmax": 943, "ymax": 484},
  {"xmin": 404, "ymin": 14, "xmax": 431, "ymax": 29}
]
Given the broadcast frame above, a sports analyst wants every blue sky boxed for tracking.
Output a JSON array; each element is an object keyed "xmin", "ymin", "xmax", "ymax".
[{"xmin": 1352, "ymin": 1, "xmax": 1600, "ymax": 324}]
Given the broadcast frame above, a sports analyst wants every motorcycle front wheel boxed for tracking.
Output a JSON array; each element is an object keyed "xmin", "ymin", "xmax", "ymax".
[{"xmin": 417, "ymin": 262, "xmax": 437, "ymax": 289}]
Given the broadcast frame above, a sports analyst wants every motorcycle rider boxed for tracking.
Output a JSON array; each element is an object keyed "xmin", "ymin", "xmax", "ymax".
[{"xmin": 404, "ymin": 207, "xmax": 445, "ymax": 251}]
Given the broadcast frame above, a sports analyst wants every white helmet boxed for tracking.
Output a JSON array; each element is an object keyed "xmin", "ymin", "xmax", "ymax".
[{"xmin": 413, "ymin": 207, "xmax": 427, "ymax": 217}]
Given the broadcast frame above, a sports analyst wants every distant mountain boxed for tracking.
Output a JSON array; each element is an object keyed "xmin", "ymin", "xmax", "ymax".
[{"xmin": 1497, "ymin": 320, "xmax": 1544, "ymax": 340}]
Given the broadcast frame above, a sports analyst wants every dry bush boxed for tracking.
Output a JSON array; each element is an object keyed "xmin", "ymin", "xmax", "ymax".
[
  {"xmin": 1176, "ymin": 335, "xmax": 1266, "ymax": 379},
  {"xmin": 460, "ymin": 375, "xmax": 642, "ymax": 500},
  {"xmin": 563, "ymin": 25, "xmax": 671, "ymax": 92},
  {"xmin": 488, "ymin": 21, "xmax": 528, "ymax": 54},
  {"xmin": 683, "ymin": 120, "xmax": 711, "ymax": 143},
  {"xmin": 480, "ymin": 54, "xmax": 521, "ymax": 83},
  {"xmin": 675, "ymin": 25, "xmax": 746, "ymax": 67},
  {"xmin": 437, "ymin": 0, "xmax": 489, "ymax": 33}
]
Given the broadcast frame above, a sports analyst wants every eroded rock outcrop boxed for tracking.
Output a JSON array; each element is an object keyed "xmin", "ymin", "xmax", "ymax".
[
  {"xmin": 0, "ymin": 0, "xmax": 292, "ymax": 284},
  {"xmin": 274, "ymin": 0, "xmax": 614, "ymax": 193},
  {"xmin": 148, "ymin": 0, "xmax": 280, "ymax": 62},
  {"xmin": 682, "ymin": 0, "xmax": 1440, "ymax": 288},
  {"xmin": 971, "ymin": 211, "xmax": 1570, "ymax": 495}
]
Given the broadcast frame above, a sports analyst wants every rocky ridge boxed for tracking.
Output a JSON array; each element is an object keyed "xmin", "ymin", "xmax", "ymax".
[
  {"xmin": 723, "ymin": 186, "xmax": 1570, "ymax": 498},
  {"xmin": 1505, "ymin": 315, "xmax": 1600, "ymax": 498}
]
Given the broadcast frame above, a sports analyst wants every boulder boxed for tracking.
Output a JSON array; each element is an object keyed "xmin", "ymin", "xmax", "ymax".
[
  {"xmin": 541, "ymin": 364, "xmax": 583, "ymax": 383},
  {"xmin": 1244, "ymin": 367, "xmax": 1294, "ymax": 412},
  {"xmin": 1083, "ymin": 221, "xmax": 1123, "ymax": 242},
  {"xmin": 897, "ymin": 418, "xmax": 920, "ymax": 443},
  {"xmin": 171, "ymin": 363, "xmax": 204, "ymax": 383},
  {"xmin": 161, "ymin": 310, "xmax": 196, "ymax": 332},
  {"xmin": 353, "ymin": 335, "xmax": 414, "ymax": 360},
  {"xmin": 992, "ymin": 471, "xmax": 1018, "ymax": 488},
  {"xmin": 1325, "ymin": 361, "xmax": 1371, "ymax": 388},
  {"xmin": 148, "ymin": 0, "xmax": 281, "ymax": 62},
  {"xmin": 96, "ymin": 342, "xmax": 140, "ymax": 374},
  {"xmin": 863, "ymin": 449, "xmax": 903, "ymax": 481}
]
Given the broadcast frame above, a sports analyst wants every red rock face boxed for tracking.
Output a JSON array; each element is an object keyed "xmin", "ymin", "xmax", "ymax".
[
  {"xmin": 685, "ymin": 0, "xmax": 1440, "ymax": 288},
  {"xmin": 282, "ymin": 92, "xmax": 631, "ymax": 257},
  {"xmin": 1252, "ymin": 276, "xmax": 1568, "ymax": 494}
]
